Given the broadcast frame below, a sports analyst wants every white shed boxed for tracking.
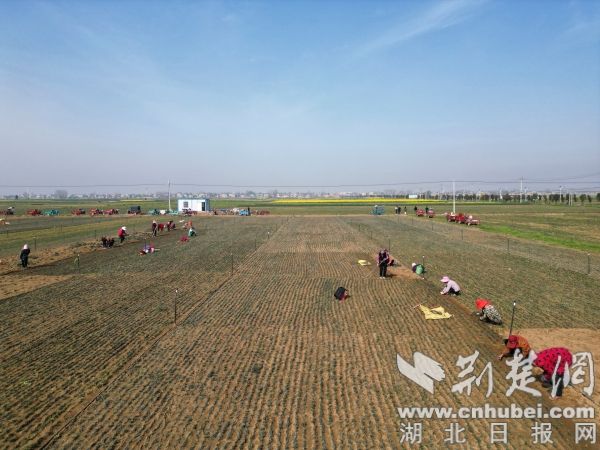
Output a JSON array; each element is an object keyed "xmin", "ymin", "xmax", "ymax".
[{"xmin": 178, "ymin": 198, "xmax": 210, "ymax": 213}]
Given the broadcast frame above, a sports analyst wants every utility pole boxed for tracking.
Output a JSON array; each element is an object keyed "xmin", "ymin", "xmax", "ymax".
[
  {"xmin": 520, "ymin": 177, "xmax": 523, "ymax": 203},
  {"xmin": 508, "ymin": 301, "xmax": 517, "ymax": 337},
  {"xmin": 168, "ymin": 180, "xmax": 172, "ymax": 212},
  {"xmin": 452, "ymin": 180, "xmax": 456, "ymax": 214},
  {"xmin": 559, "ymin": 186, "xmax": 562, "ymax": 203}
]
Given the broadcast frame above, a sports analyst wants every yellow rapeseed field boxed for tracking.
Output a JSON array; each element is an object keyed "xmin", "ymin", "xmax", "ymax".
[{"xmin": 271, "ymin": 198, "xmax": 445, "ymax": 204}]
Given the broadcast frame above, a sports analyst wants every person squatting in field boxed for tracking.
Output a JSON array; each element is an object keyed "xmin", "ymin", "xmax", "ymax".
[
  {"xmin": 20, "ymin": 244, "xmax": 30, "ymax": 268},
  {"xmin": 475, "ymin": 298, "xmax": 502, "ymax": 324},
  {"xmin": 533, "ymin": 347, "xmax": 573, "ymax": 397},
  {"xmin": 440, "ymin": 276, "xmax": 461, "ymax": 295},
  {"xmin": 498, "ymin": 334, "xmax": 531, "ymax": 360},
  {"xmin": 118, "ymin": 226, "xmax": 128, "ymax": 243},
  {"xmin": 101, "ymin": 236, "xmax": 115, "ymax": 248},
  {"xmin": 377, "ymin": 248, "xmax": 390, "ymax": 278},
  {"xmin": 411, "ymin": 262, "xmax": 425, "ymax": 275},
  {"xmin": 139, "ymin": 243, "xmax": 156, "ymax": 255}
]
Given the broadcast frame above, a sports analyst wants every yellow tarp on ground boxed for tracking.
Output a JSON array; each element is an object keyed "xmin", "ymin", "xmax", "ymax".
[
  {"xmin": 357, "ymin": 260, "xmax": 371, "ymax": 266},
  {"xmin": 419, "ymin": 305, "xmax": 452, "ymax": 320}
]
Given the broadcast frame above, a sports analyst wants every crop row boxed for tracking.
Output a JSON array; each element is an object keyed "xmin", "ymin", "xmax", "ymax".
[
  {"xmin": 0, "ymin": 217, "xmax": 277, "ymax": 447},
  {"xmin": 382, "ymin": 215, "xmax": 600, "ymax": 278},
  {"xmin": 344, "ymin": 216, "xmax": 600, "ymax": 330},
  {"xmin": 48, "ymin": 217, "xmax": 576, "ymax": 448}
]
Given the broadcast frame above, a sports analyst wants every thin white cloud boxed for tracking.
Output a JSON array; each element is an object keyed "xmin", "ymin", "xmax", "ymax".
[{"xmin": 355, "ymin": 0, "xmax": 487, "ymax": 58}]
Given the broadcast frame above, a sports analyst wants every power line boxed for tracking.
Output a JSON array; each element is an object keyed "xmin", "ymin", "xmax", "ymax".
[
  {"xmin": 1, "ymin": 176, "xmax": 600, "ymax": 190},
  {"xmin": 2, "ymin": 183, "xmax": 599, "ymax": 189}
]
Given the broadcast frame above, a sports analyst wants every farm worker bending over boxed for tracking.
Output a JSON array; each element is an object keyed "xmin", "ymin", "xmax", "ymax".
[
  {"xmin": 151, "ymin": 220, "xmax": 158, "ymax": 237},
  {"xmin": 20, "ymin": 244, "xmax": 31, "ymax": 268},
  {"xmin": 411, "ymin": 262, "xmax": 425, "ymax": 275},
  {"xmin": 533, "ymin": 347, "xmax": 573, "ymax": 397},
  {"xmin": 139, "ymin": 244, "xmax": 156, "ymax": 255},
  {"xmin": 475, "ymin": 298, "xmax": 502, "ymax": 324},
  {"xmin": 101, "ymin": 236, "xmax": 115, "ymax": 248},
  {"xmin": 377, "ymin": 249, "xmax": 390, "ymax": 278},
  {"xmin": 440, "ymin": 276, "xmax": 461, "ymax": 295},
  {"xmin": 498, "ymin": 335, "xmax": 530, "ymax": 360},
  {"xmin": 118, "ymin": 226, "xmax": 128, "ymax": 243}
]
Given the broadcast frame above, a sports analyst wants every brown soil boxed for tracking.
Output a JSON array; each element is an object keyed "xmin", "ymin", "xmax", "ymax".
[
  {"xmin": 0, "ymin": 275, "xmax": 73, "ymax": 301},
  {"xmin": 385, "ymin": 263, "xmax": 415, "ymax": 279},
  {"xmin": 371, "ymin": 252, "xmax": 419, "ymax": 279},
  {"xmin": 517, "ymin": 328, "xmax": 600, "ymax": 424},
  {"xmin": 36, "ymin": 218, "xmax": 578, "ymax": 448},
  {"xmin": 518, "ymin": 328, "xmax": 600, "ymax": 375},
  {"xmin": 2, "ymin": 217, "xmax": 596, "ymax": 449},
  {"xmin": 0, "ymin": 243, "xmax": 97, "ymax": 276},
  {"xmin": 0, "ymin": 232, "xmax": 152, "ymax": 276}
]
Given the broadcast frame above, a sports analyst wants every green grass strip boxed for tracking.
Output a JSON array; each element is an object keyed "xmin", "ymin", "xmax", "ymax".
[{"xmin": 480, "ymin": 224, "xmax": 600, "ymax": 253}]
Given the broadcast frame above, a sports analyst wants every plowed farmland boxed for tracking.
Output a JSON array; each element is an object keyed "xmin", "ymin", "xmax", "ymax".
[{"xmin": 1, "ymin": 216, "xmax": 597, "ymax": 448}]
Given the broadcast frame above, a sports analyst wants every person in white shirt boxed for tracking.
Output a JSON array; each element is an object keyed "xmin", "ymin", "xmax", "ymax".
[{"xmin": 440, "ymin": 276, "xmax": 461, "ymax": 295}]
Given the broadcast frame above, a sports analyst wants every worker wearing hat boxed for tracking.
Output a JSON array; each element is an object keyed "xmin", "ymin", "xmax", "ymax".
[
  {"xmin": 411, "ymin": 262, "xmax": 425, "ymax": 275},
  {"xmin": 20, "ymin": 244, "xmax": 31, "ymax": 268},
  {"xmin": 118, "ymin": 226, "xmax": 128, "ymax": 243},
  {"xmin": 475, "ymin": 298, "xmax": 503, "ymax": 325},
  {"xmin": 377, "ymin": 248, "xmax": 390, "ymax": 279},
  {"xmin": 498, "ymin": 335, "xmax": 531, "ymax": 360},
  {"xmin": 440, "ymin": 276, "xmax": 460, "ymax": 295}
]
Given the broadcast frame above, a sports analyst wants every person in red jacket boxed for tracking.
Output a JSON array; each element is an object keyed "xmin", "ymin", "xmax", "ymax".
[
  {"xmin": 117, "ymin": 226, "xmax": 128, "ymax": 243},
  {"xmin": 533, "ymin": 347, "xmax": 573, "ymax": 397}
]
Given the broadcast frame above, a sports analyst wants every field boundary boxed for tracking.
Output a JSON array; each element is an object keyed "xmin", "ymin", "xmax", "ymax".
[{"xmin": 381, "ymin": 215, "xmax": 600, "ymax": 279}]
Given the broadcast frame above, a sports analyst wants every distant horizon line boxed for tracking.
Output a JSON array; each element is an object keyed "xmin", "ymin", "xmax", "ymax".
[{"xmin": 3, "ymin": 188, "xmax": 600, "ymax": 199}]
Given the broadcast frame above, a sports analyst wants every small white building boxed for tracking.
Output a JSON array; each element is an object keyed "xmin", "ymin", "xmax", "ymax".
[{"xmin": 178, "ymin": 198, "xmax": 210, "ymax": 213}]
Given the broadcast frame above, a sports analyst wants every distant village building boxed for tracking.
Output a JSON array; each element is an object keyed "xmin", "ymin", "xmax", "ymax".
[{"xmin": 177, "ymin": 198, "xmax": 210, "ymax": 213}]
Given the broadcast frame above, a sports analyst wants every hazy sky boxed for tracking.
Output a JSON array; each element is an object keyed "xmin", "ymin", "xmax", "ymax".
[{"xmin": 1, "ymin": 0, "xmax": 599, "ymax": 193}]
